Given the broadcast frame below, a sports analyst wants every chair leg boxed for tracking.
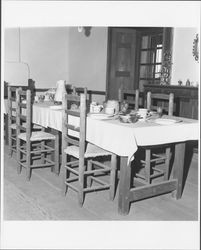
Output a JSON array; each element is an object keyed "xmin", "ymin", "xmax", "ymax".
[
  {"xmin": 78, "ymin": 161, "xmax": 85, "ymax": 207},
  {"xmin": 17, "ymin": 138, "xmax": 22, "ymax": 174},
  {"xmin": 87, "ymin": 160, "xmax": 93, "ymax": 187},
  {"xmin": 145, "ymin": 149, "xmax": 151, "ymax": 184},
  {"xmin": 41, "ymin": 140, "xmax": 45, "ymax": 164},
  {"xmin": 61, "ymin": 154, "xmax": 68, "ymax": 196},
  {"xmin": 8, "ymin": 128, "xmax": 12, "ymax": 157},
  {"xmin": 109, "ymin": 154, "xmax": 117, "ymax": 200},
  {"xmin": 26, "ymin": 142, "xmax": 31, "ymax": 181},
  {"xmin": 54, "ymin": 133, "xmax": 60, "ymax": 175},
  {"xmin": 164, "ymin": 147, "xmax": 171, "ymax": 180}
]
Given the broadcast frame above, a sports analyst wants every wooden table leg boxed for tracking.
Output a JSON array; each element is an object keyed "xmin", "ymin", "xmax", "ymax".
[
  {"xmin": 118, "ymin": 156, "xmax": 131, "ymax": 215},
  {"xmin": 172, "ymin": 142, "xmax": 186, "ymax": 199}
]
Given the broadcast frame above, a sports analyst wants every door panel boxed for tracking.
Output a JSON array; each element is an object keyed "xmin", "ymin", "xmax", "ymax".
[{"xmin": 107, "ymin": 28, "xmax": 138, "ymax": 100}]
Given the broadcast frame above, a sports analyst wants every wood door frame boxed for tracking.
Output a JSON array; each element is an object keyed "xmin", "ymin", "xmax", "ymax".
[{"xmin": 106, "ymin": 27, "xmax": 174, "ymax": 100}]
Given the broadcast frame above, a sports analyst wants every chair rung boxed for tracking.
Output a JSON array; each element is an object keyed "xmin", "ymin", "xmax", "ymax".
[
  {"xmin": 85, "ymin": 168, "xmax": 109, "ymax": 175},
  {"xmin": 84, "ymin": 184, "xmax": 110, "ymax": 193},
  {"xmin": 150, "ymin": 172, "xmax": 164, "ymax": 179},
  {"xmin": 31, "ymin": 163, "xmax": 54, "ymax": 168},
  {"xmin": 66, "ymin": 166, "xmax": 79, "ymax": 175},
  {"xmin": 152, "ymin": 153, "xmax": 167, "ymax": 159},
  {"xmin": 65, "ymin": 182, "xmax": 78, "ymax": 192},
  {"xmin": 90, "ymin": 160, "xmax": 110, "ymax": 170},
  {"xmin": 31, "ymin": 148, "xmax": 54, "ymax": 154},
  {"xmin": 44, "ymin": 158, "xmax": 55, "ymax": 164},
  {"xmin": 19, "ymin": 161, "xmax": 27, "ymax": 168},
  {"xmin": 152, "ymin": 167, "xmax": 165, "ymax": 173},
  {"xmin": 90, "ymin": 176, "xmax": 109, "ymax": 186},
  {"xmin": 19, "ymin": 148, "xmax": 26, "ymax": 154},
  {"xmin": 66, "ymin": 176, "xmax": 79, "ymax": 183},
  {"xmin": 135, "ymin": 173, "xmax": 146, "ymax": 180},
  {"xmin": 141, "ymin": 157, "xmax": 166, "ymax": 164},
  {"xmin": 66, "ymin": 160, "xmax": 79, "ymax": 167}
]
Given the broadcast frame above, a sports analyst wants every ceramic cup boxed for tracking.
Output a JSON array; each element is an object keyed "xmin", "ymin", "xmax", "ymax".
[
  {"xmin": 105, "ymin": 107, "xmax": 115, "ymax": 115},
  {"xmin": 93, "ymin": 105, "xmax": 102, "ymax": 113},
  {"xmin": 137, "ymin": 108, "xmax": 148, "ymax": 120}
]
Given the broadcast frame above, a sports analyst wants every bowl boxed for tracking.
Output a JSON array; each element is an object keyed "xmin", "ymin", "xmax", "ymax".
[{"xmin": 119, "ymin": 114, "xmax": 139, "ymax": 123}]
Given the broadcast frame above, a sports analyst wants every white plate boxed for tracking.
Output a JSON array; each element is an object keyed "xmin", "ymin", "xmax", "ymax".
[
  {"xmin": 49, "ymin": 105, "xmax": 63, "ymax": 110},
  {"xmin": 154, "ymin": 118, "xmax": 177, "ymax": 125},
  {"xmin": 88, "ymin": 113, "xmax": 114, "ymax": 120}
]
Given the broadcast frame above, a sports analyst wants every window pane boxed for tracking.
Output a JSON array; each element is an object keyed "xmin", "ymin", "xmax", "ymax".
[
  {"xmin": 141, "ymin": 36, "xmax": 149, "ymax": 49},
  {"xmin": 140, "ymin": 65, "xmax": 154, "ymax": 78},
  {"xmin": 156, "ymin": 48, "xmax": 162, "ymax": 63}
]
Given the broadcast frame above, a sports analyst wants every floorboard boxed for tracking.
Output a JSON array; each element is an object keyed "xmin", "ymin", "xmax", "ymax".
[{"xmin": 3, "ymin": 145, "xmax": 199, "ymax": 220}]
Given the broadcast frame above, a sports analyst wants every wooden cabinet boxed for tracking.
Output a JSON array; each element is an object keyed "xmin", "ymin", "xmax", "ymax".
[{"xmin": 144, "ymin": 84, "xmax": 198, "ymax": 119}]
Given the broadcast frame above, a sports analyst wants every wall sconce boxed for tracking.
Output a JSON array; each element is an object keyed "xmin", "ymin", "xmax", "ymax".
[{"xmin": 77, "ymin": 26, "xmax": 92, "ymax": 37}]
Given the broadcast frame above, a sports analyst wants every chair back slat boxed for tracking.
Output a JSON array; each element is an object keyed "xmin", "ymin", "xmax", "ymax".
[
  {"xmin": 66, "ymin": 110, "xmax": 80, "ymax": 117},
  {"xmin": 146, "ymin": 91, "xmax": 174, "ymax": 115},
  {"xmin": 65, "ymin": 123, "xmax": 80, "ymax": 132},
  {"xmin": 8, "ymin": 86, "xmax": 22, "ymax": 129},
  {"xmin": 64, "ymin": 135, "xmax": 80, "ymax": 147},
  {"xmin": 16, "ymin": 89, "xmax": 32, "ymax": 142},
  {"xmin": 118, "ymin": 88, "xmax": 140, "ymax": 110}
]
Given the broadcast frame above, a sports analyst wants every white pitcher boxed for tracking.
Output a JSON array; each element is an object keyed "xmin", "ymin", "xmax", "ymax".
[
  {"xmin": 54, "ymin": 80, "xmax": 67, "ymax": 103},
  {"xmin": 105, "ymin": 100, "xmax": 119, "ymax": 114}
]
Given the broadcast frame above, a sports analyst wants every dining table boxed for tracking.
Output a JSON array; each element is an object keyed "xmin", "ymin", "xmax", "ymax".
[{"xmin": 4, "ymin": 99, "xmax": 199, "ymax": 215}]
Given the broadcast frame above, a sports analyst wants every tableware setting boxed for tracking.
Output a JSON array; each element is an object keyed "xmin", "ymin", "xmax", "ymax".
[
  {"xmin": 118, "ymin": 113, "xmax": 140, "ymax": 123},
  {"xmin": 104, "ymin": 100, "xmax": 119, "ymax": 114},
  {"xmin": 137, "ymin": 108, "xmax": 148, "ymax": 121},
  {"xmin": 90, "ymin": 102, "xmax": 103, "ymax": 113}
]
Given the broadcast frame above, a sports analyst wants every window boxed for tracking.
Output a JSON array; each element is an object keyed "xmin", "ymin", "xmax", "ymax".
[{"xmin": 138, "ymin": 31, "xmax": 163, "ymax": 91}]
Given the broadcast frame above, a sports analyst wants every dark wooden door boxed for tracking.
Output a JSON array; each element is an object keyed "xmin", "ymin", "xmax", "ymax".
[{"xmin": 106, "ymin": 28, "xmax": 139, "ymax": 100}]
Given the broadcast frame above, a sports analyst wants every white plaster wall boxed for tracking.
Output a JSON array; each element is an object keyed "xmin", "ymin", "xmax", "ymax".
[
  {"xmin": 68, "ymin": 27, "xmax": 108, "ymax": 92},
  {"xmin": 171, "ymin": 27, "xmax": 200, "ymax": 86},
  {"xmin": 4, "ymin": 26, "xmax": 108, "ymax": 98}
]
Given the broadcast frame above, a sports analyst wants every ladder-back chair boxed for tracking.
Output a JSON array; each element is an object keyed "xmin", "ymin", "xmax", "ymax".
[
  {"xmin": 7, "ymin": 86, "xmax": 22, "ymax": 156},
  {"xmin": 16, "ymin": 89, "xmax": 59, "ymax": 180},
  {"xmin": 62, "ymin": 91, "xmax": 117, "ymax": 206},
  {"xmin": 147, "ymin": 92, "xmax": 174, "ymax": 115},
  {"xmin": 7, "ymin": 86, "xmax": 42, "ymax": 157},
  {"xmin": 136, "ymin": 92, "xmax": 174, "ymax": 184},
  {"xmin": 118, "ymin": 88, "xmax": 140, "ymax": 111}
]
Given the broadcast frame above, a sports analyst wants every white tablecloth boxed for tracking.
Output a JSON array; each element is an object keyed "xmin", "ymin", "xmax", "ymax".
[{"xmin": 32, "ymin": 102, "xmax": 199, "ymax": 161}]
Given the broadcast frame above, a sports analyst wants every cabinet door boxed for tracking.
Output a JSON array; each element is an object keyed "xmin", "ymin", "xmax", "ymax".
[{"xmin": 106, "ymin": 28, "xmax": 139, "ymax": 100}]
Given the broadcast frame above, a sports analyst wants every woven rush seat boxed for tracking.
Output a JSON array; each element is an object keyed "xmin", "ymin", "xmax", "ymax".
[
  {"xmin": 10, "ymin": 123, "xmax": 41, "ymax": 130},
  {"xmin": 64, "ymin": 143, "xmax": 112, "ymax": 159},
  {"xmin": 18, "ymin": 131, "xmax": 56, "ymax": 141}
]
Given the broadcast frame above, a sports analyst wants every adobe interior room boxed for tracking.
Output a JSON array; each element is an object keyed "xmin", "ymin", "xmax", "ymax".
[{"xmin": 1, "ymin": 2, "xmax": 200, "ymax": 250}]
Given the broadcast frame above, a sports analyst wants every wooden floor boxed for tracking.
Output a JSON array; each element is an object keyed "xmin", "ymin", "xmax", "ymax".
[{"xmin": 3, "ymin": 145, "xmax": 199, "ymax": 221}]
